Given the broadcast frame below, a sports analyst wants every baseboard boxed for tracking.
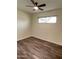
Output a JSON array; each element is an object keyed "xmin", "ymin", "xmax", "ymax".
[
  {"xmin": 17, "ymin": 36, "xmax": 31, "ymax": 41},
  {"xmin": 30, "ymin": 36, "xmax": 62, "ymax": 46},
  {"xmin": 30, "ymin": 35, "xmax": 62, "ymax": 46},
  {"xmin": 17, "ymin": 36, "xmax": 62, "ymax": 46}
]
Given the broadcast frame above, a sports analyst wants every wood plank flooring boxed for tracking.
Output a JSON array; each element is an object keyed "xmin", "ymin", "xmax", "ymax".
[{"xmin": 17, "ymin": 37, "xmax": 62, "ymax": 59}]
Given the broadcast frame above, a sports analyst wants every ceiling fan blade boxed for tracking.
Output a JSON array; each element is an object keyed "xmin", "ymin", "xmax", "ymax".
[
  {"xmin": 35, "ymin": 2, "xmax": 38, "ymax": 6},
  {"xmin": 38, "ymin": 4, "xmax": 46, "ymax": 7},
  {"xmin": 30, "ymin": 0, "xmax": 35, "ymax": 5},
  {"xmin": 38, "ymin": 7, "xmax": 44, "ymax": 11}
]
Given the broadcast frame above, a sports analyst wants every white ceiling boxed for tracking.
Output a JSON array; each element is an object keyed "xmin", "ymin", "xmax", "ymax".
[{"xmin": 17, "ymin": 0, "xmax": 62, "ymax": 13}]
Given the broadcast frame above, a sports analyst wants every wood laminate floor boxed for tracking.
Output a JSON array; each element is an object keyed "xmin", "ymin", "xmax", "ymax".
[{"xmin": 17, "ymin": 37, "xmax": 62, "ymax": 59}]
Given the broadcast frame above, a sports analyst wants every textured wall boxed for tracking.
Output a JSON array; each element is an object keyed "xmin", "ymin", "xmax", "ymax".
[
  {"xmin": 17, "ymin": 9, "xmax": 32, "ymax": 41},
  {"xmin": 32, "ymin": 9, "xmax": 62, "ymax": 45}
]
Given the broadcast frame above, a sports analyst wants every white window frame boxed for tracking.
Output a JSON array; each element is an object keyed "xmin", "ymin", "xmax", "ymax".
[{"xmin": 38, "ymin": 16, "xmax": 57, "ymax": 23}]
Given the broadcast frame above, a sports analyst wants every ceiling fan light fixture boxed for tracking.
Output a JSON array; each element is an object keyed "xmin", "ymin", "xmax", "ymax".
[
  {"xmin": 33, "ymin": 6, "xmax": 38, "ymax": 10},
  {"xmin": 26, "ymin": 0, "xmax": 46, "ymax": 11}
]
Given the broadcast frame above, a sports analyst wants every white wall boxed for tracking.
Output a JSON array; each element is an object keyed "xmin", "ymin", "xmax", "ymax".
[
  {"xmin": 17, "ymin": 9, "xmax": 32, "ymax": 41},
  {"xmin": 32, "ymin": 9, "xmax": 62, "ymax": 45},
  {"xmin": 17, "ymin": 9, "xmax": 62, "ymax": 45}
]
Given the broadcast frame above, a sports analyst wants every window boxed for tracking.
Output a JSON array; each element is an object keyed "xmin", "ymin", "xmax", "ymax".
[{"xmin": 38, "ymin": 16, "xmax": 57, "ymax": 23}]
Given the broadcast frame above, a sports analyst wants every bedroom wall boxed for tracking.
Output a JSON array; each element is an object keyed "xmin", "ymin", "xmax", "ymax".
[
  {"xmin": 32, "ymin": 9, "xmax": 62, "ymax": 45},
  {"xmin": 17, "ymin": 9, "xmax": 32, "ymax": 41}
]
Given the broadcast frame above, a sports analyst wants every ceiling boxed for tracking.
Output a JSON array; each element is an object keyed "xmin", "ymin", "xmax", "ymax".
[{"xmin": 17, "ymin": 0, "xmax": 62, "ymax": 13}]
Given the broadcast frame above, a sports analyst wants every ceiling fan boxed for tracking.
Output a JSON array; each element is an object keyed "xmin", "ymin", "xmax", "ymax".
[{"xmin": 26, "ymin": 0, "xmax": 46, "ymax": 11}]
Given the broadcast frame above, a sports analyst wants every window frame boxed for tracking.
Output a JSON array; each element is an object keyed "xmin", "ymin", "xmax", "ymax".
[{"xmin": 38, "ymin": 16, "xmax": 57, "ymax": 24}]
